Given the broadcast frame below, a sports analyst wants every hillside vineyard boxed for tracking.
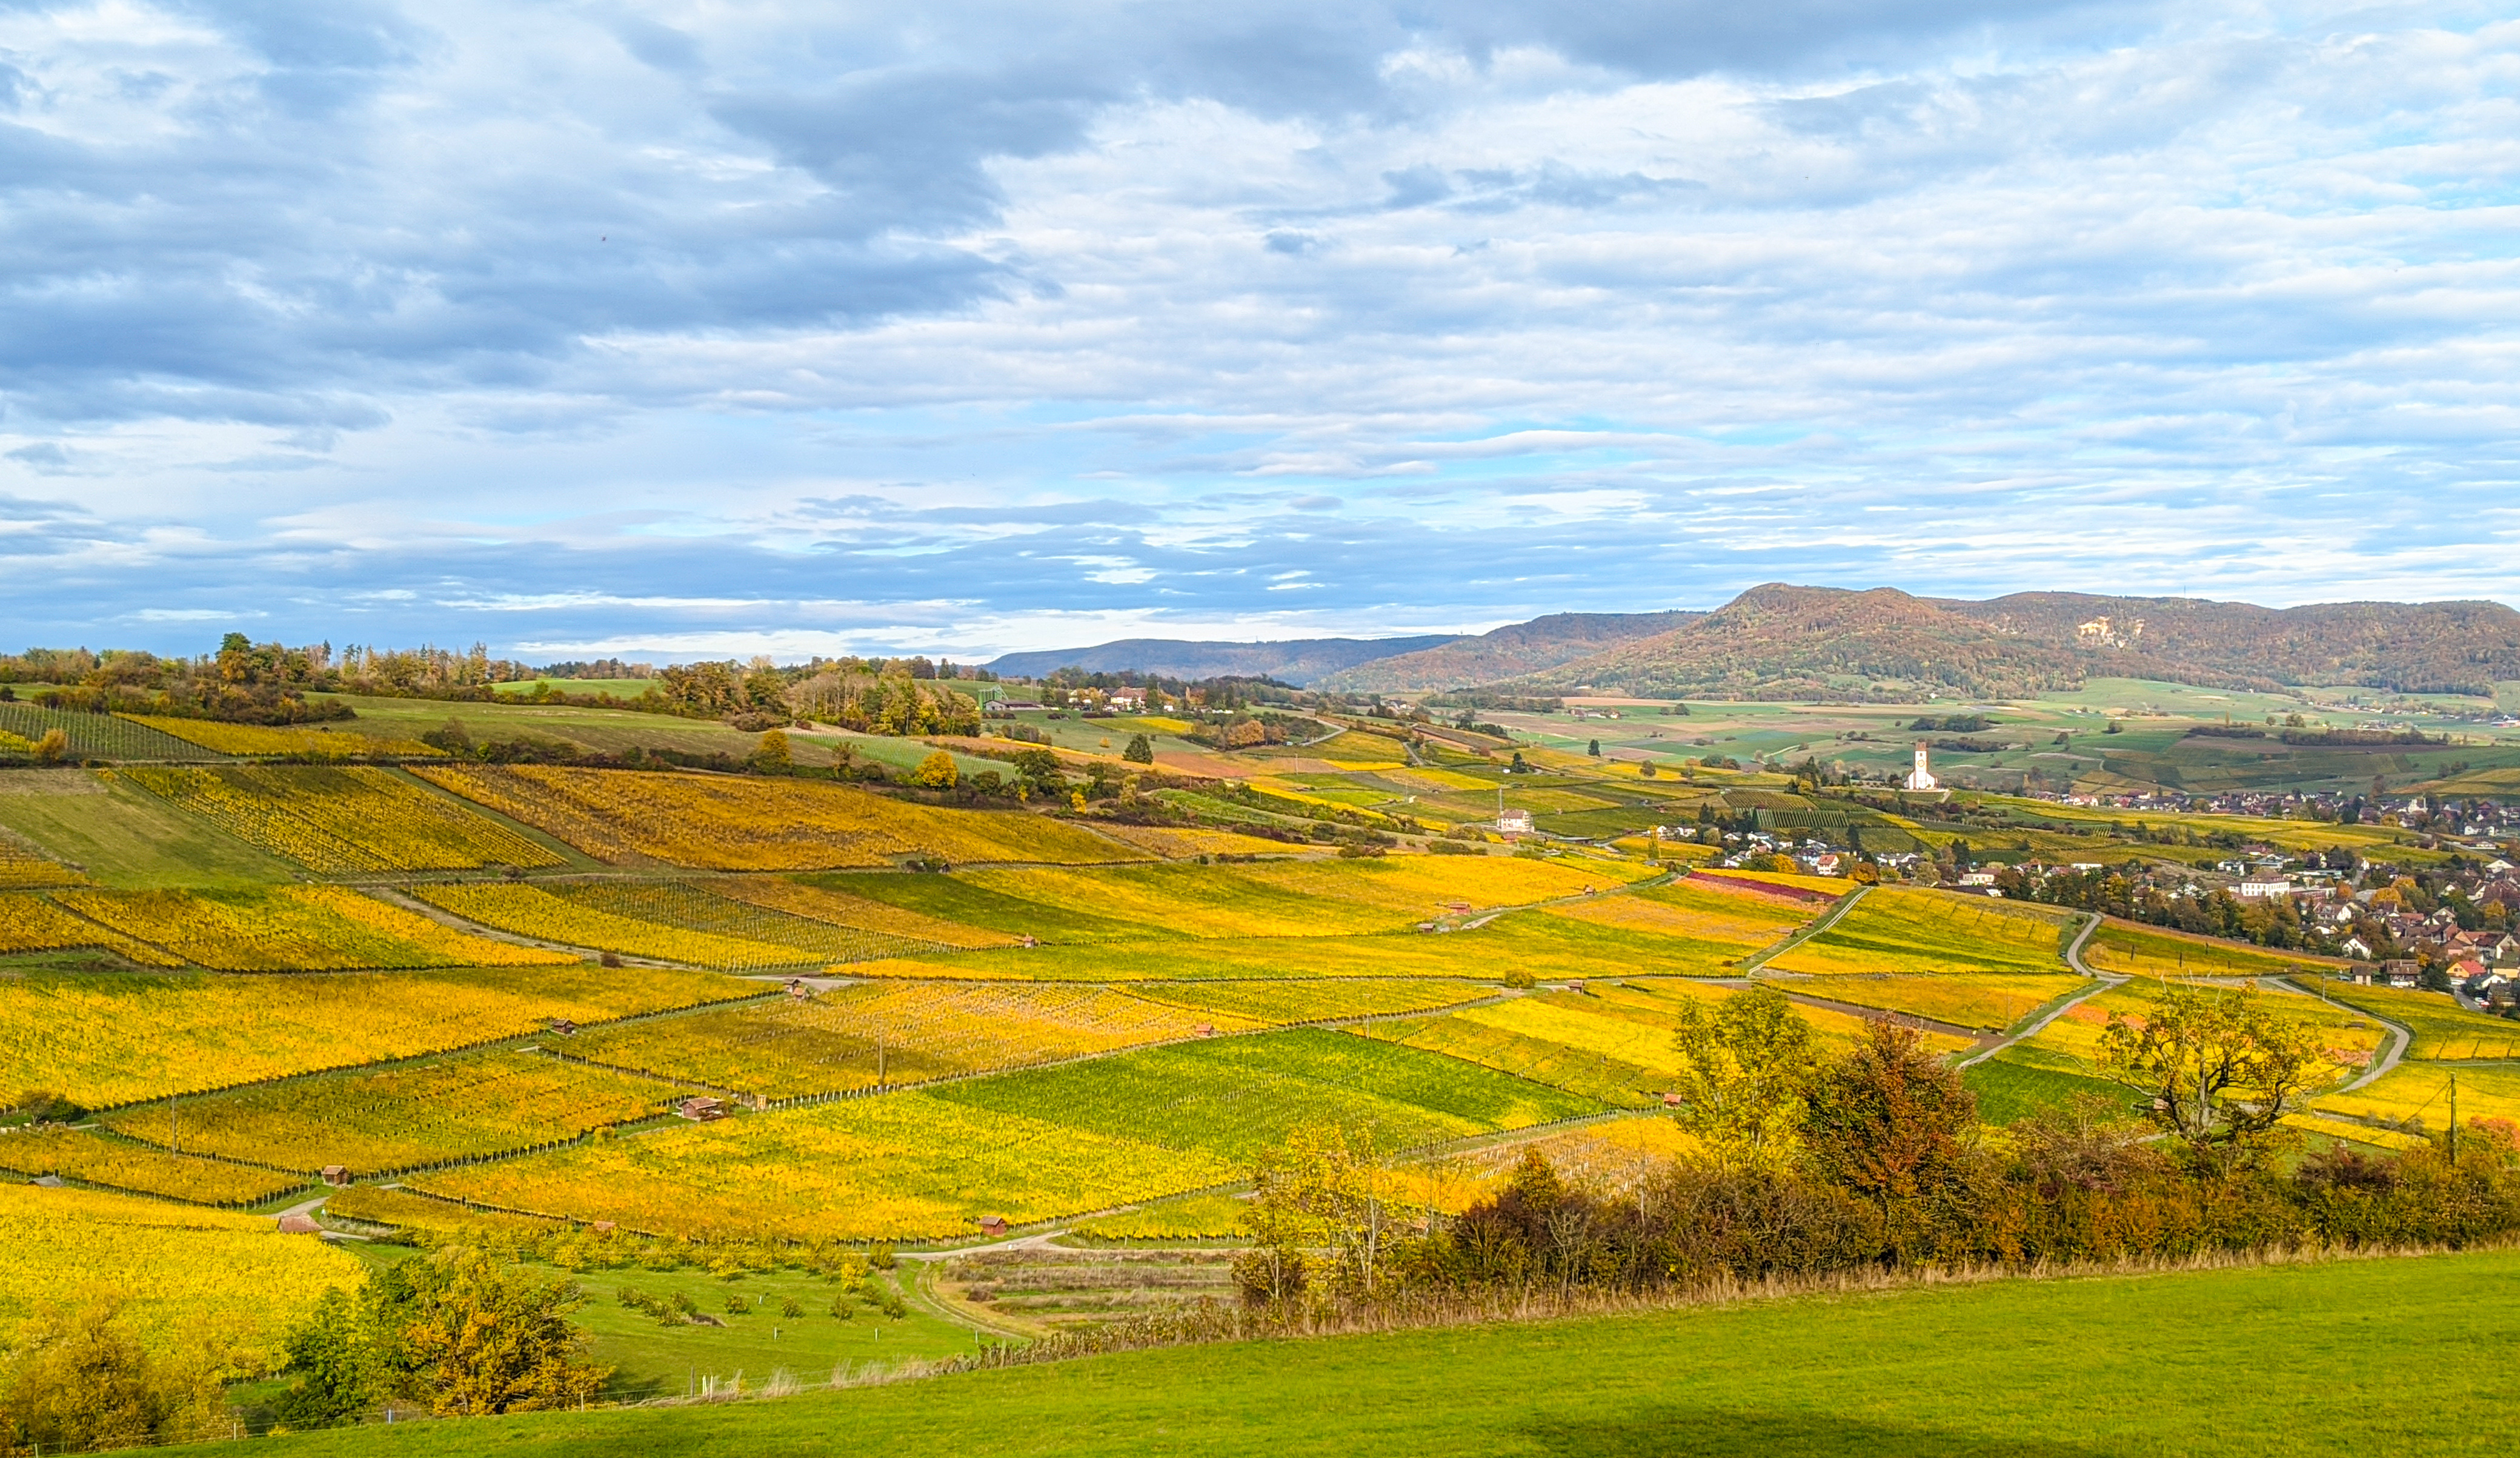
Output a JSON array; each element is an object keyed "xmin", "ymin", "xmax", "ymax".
[{"xmin": 2, "ymin": 643, "xmax": 2516, "ymax": 1451}]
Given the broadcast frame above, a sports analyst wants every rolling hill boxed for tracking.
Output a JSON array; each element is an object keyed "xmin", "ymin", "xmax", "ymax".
[
  {"xmin": 1314, "ymin": 611, "xmax": 1701, "ymax": 692},
  {"xmin": 1510, "ymin": 585, "xmax": 2520, "ymax": 701},
  {"xmin": 983, "ymin": 635, "xmax": 1461, "ymax": 685}
]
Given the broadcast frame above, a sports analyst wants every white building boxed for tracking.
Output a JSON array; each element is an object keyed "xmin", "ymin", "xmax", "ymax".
[{"xmin": 1904, "ymin": 741, "xmax": 1938, "ymax": 792}]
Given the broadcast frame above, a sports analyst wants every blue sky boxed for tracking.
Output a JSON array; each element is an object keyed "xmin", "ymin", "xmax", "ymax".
[{"xmin": 3, "ymin": 0, "xmax": 2515, "ymax": 662}]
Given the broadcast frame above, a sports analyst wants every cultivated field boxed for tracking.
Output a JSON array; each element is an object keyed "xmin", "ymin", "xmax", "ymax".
[
  {"xmin": 2, "ymin": 675, "xmax": 2496, "ymax": 1447},
  {"xmin": 0, "ymin": 1182, "xmax": 361, "ymax": 1373},
  {"xmin": 413, "ymin": 764, "xmax": 1133, "ymax": 869},
  {"xmin": 1765, "ymin": 887, "xmax": 2075, "ymax": 976}
]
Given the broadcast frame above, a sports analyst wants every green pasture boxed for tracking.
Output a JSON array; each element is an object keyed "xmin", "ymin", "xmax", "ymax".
[
  {"xmin": 313, "ymin": 695, "xmax": 849, "ymax": 766},
  {"xmin": 569, "ymin": 1262, "xmax": 980, "ymax": 1401},
  {"xmin": 334, "ymin": 1244, "xmax": 979, "ymax": 1403},
  {"xmin": 0, "ymin": 770, "xmax": 299, "ymax": 887},
  {"xmin": 1960, "ymin": 1053, "xmax": 2126, "ymax": 1125},
  {"xmin": 205, "ymin": 1248, "xmax": 2520, "ymax": 1458}
]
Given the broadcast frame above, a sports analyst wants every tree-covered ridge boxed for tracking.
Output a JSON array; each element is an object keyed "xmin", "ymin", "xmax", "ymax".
[{"xmin": 1509, "ymin": 585, "xmax": 2520, "ymax": 700}]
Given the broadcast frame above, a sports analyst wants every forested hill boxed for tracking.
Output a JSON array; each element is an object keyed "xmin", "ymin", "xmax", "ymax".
[
  {"xmin": 983, "ymin": 635, "xmax": 1460, "ymax": 685},
  {"xmin": 1508, "ymin": 585, "xmax": 2520, "ymax": 700},
  {"xmin": 1315, "ymin": 611, "xmax": 1702, "ymax": 692}
]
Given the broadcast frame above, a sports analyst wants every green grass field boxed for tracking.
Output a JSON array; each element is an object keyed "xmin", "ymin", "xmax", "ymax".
[
  {"xmin": 0, "ymin": 772, "xmax": 299, "ymax": 887},
  {"xmin": 194, "ymin": 1248, "xmax": 2520, "ymax": 1457}
]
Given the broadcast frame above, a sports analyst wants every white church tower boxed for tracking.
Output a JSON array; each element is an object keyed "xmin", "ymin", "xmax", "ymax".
[{"xmin": 1905, "ymin": 740, "xmax": 1938, "ymax": 791}]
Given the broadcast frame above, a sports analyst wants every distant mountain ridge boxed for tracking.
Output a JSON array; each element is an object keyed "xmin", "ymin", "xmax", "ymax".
[
  {"xmin": 1315, "ymin": 612, "xmax": 1702, "ymax": 692},
  {"xmin": 982, "ymin": 635, "xmax": 1462, "ymax": 686},
  {"xmin": 1512, "ymin": 585, "xmax": 2520, "ymax": 700}
]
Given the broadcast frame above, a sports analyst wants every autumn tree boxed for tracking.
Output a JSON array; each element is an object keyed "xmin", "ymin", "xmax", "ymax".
[
  {"xmin": 0, "ymin": 1299, "xmax": 224, "ymax": 1453},
  {"xmin": 28, "ymin": 729, "xmax": 67, "ymax": 765},
  {"xmin": 1801, "ymin": 1019, "xmax": 1981, "ymax": 1256},
  {"xmin": 752, "ymin": 729, "xmax": 792, "ymax": 769},
  {"xmin": 1235, "ymin": 1125, "xmax": 1418, "ymax": 1308},
  {"xmin": 1669, "ymin": 984, "xmax": 1823, "ymax": 1170},
  {"xmin": 909, "ymin": 750, "xmax": 959, "ymax": 789},
  {"xmin": 383, "ymin": 1249, "xmax": 608, "ymax": 1416},
  {"xmin": 2095, "ymin": 984, "xmax": 2330, "ymax": 1166}
]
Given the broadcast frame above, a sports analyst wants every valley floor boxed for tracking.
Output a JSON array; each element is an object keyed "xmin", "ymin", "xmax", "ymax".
[{"xmin": 190, "ymin": 1245, "xmax": 2520, "ymax": 1457}]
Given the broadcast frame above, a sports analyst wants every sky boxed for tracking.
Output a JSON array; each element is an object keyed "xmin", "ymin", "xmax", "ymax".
[{"xmin": 3, "ymin": 0, "xmax": 2516, "ymax": 664}]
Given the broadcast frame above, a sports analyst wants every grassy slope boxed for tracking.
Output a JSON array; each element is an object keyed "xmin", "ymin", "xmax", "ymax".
[
  {"xmin": 0, "ymin": 773, "xmax": 296, "ymax": 887},
  {"xmin": 202, "ymin": 1249, "xmax": 2520, "ymax": 1457}
]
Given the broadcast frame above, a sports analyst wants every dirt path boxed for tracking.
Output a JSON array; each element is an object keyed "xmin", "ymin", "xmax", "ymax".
[
  {"xmin": 2284, "ymin": 976, "xmax": 2414, "ymax": 1092},
  {"xmin": 1739, "ymin": 884, "xmax": 1869, "ymax": 973},
  {"xmin": 1956, "ymin": 915, "xmax": 2121, "ymax": 1070}
]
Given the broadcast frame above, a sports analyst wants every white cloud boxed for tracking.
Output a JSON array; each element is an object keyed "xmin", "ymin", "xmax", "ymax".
[{"xmin": 2, "ymin": 0, "xmax": 2515, "ymax": 659}]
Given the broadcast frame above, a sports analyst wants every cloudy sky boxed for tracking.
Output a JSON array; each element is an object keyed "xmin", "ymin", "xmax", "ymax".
[{"xmin": 4, "ymin": 0, "xmax": 2515, "ymax": 663}]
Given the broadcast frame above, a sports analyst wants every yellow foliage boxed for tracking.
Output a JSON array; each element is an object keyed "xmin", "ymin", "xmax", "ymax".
[
  {"xmin": 116, "ymin": 715, "xmax": 441, "ymax": 758},
  {"xmin": 412, "ymin": 764, "xmax": 1132, "ymax": 870},
  {"xmin": 408, "ymin": 882, "xmax": 816, "ymax": 969},
  {"xmin": 1082, "ymin": 823, "xmax": 1303, "ymax": 860},
  {"xmin": 416, "ymin": 1090, "xmax": 1238, "ymax": 1242},
  {"xmin": 0, "ymin": 892, "xmax": 185, "ymax": 965},
  {"xmin": 0, "ymin": 1125, "xmax": 310, "ymax": 1206},
  {"xmin": 111, "ymin": 764, "xmax": 564, "ymax": 874},
  {"xmin": 570, "ymin": 981, "xmax": 1248, "ymax": 1098},
  {"xmin": 709, "ymin": 875, "xmax": 1017, "ymax": 949},
  {"xmin": 49, "ymin": 887, "xmax": 568, "ymax": 971},
  {"xmin": 0, "ymin": 1183, "xmax": 362, "ymax": 1374},
  {"xmin": 0, "ymin": 963, "xmax": 746, "ymax": 1107},
  {"xmin": 99, "ymin": 1049, "xmax": 687, "ymax": 1174},
  {"xmin": 0, "ymin": 829, "xmax": 85, "ymax": 888}
]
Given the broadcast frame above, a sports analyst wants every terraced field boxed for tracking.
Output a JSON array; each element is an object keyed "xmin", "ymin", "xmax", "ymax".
[
  {"xmin": 1765, "ymin": 887, "xmax": 2075, "ymax": 976},
  {"xmin": 2084, "ymin": 920, "xmax": 2350, "ymax": 979},
  {"xmin": 0, "ymin": 1183, "xmax": 362, "ymax": 1373},
  {"xmin": 113, "ymin": 763, "xmax": 565, "ymax": 873},
  {"xmin": 0, "ymin": 963, "xmax": 748, "ymax": 1108},
  {"xmin": 412, "ymin": 764, "xmax": 1133, "ymax": 869},
  {"xmin": 415, "ymin": 1089, "xmax": 1238, "ymax": 1242},
  {"xmin": 1125, "ymin": 977, "xmax": 1496, "ymax": 1024},
  {"xmin": 117, "ymin": 716, "xmax": 441, "ymax": 758},
  {"xmin": 564, "ymin": 982, "xmax": 1242, "ymax": 1098},
  {"xmin": 931, "ymin": 1028, "xmax": 1601, "ymax": 1161},
  {"xmin": 99, "ymin": 1047, "xmax": 691, "ymax": 1175},
  {"xmin": 0, "ymin": 703, "xmax": 219, "ymax": 761},
  {"xmin": 1539, "ymin": 876, "xmax": 1815, "ymax": 972},
  {"xmin": 49, "ymin": 885, "xmax": 575, "ymax": 970},
  {"xmin": 0, "ymin": 1124, "xmax": 311, "ymax": 1206},
  {"xmin": 2313, "ymin": 981, "xmax": 2520, "ymax": 1061}
]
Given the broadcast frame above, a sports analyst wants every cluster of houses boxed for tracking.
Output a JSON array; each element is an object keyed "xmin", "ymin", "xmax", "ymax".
[{"xmin": 2040, "ymin": 789, "xmax": 2518, "ymax": 853}]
